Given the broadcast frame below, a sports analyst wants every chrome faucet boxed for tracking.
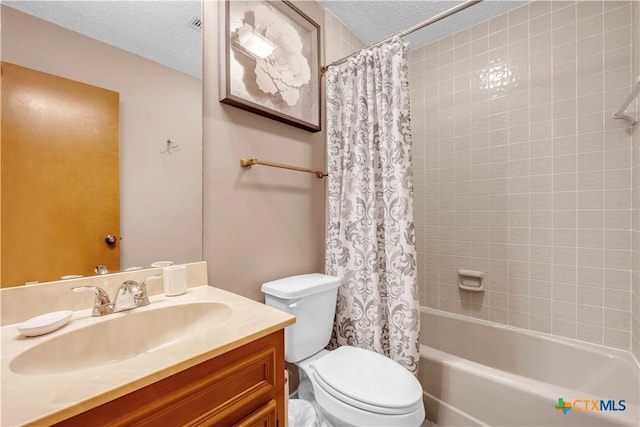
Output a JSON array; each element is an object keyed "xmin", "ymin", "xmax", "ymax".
[
  {"xmin": 71, "ymin": 285, "xmax": 113, "ymax": 316},
  {"xmin": 72, "ymin": 274, "xmax": 162, "ymax": 316},
  {"xmin": 94, "ymin": 264, "xmax": 109, "ymax": 275}
]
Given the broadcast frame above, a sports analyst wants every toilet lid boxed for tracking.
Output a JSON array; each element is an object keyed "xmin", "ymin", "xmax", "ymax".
[{"xmin": 312, "ymin": 346, "xmax": 422, "ymax": 413}]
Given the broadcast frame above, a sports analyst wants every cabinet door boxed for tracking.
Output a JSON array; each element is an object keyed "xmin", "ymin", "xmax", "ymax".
[
  {"xmin": 234, "ymin": 400, "xmax": 278, "ymax": 427},
  {"xmin": 54, "ymin": 331, "xmax": 285, "ymax": 427}
]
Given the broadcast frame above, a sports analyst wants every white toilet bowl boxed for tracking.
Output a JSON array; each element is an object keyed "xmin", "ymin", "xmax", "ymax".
[{"xmin": 297, "ymin": 347, "xmax": 424, "ymax": 427}]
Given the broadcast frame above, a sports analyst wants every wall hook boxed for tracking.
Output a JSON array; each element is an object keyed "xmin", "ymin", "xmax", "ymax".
[{"xmin": 161, "ymin": 139, "xmax": 179, "ymax": 154}]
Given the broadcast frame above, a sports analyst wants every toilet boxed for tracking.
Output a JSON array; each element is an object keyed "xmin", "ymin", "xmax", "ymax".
[{"xmin": 262, "ymin": 273, "xmax": 425, "ymax": 427}]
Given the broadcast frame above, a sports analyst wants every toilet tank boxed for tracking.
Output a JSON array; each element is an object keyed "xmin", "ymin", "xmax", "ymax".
[{"xmin": 261, "ymin": 274, "xmax": 341, "ymax": 363}]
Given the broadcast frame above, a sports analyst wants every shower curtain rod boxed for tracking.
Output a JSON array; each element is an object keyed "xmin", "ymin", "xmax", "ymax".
[{"xmin": 320, "ymin": 0, "xmax": 483, "ymax": 74}]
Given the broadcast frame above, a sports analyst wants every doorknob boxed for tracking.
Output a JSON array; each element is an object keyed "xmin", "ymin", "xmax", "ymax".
[{"xmin": 105, "ymin": 235, "xmax": 117, "ymax": 246}]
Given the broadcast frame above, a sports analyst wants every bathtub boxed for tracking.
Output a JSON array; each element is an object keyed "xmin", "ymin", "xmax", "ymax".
[{"xmin": 418, "ymin": 307, "xmax": 640, "ymax": 427}]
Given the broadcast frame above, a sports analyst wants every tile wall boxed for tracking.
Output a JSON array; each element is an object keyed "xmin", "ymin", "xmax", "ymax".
[
  {"xmin": 631, "ymin": 0, "xmax": 639, "ymax": 362},
  {"xmin": 410, "ymin": 1, "xmax": 637, "ymax": 350},
  {"xmin": 324, "ymin": 10, "xmax": 366, "ymax": 67}
]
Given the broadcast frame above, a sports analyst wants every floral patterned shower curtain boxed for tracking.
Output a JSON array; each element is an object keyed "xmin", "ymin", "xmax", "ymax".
[{"xmin": 325, "ymin": 38, "xmax": 420, "ymax": 374}]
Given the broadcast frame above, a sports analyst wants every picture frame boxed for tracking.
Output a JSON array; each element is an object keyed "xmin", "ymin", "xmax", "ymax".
[{"xmin": 219, "ymin": 0, "xmax": 321, "ymax": 133}]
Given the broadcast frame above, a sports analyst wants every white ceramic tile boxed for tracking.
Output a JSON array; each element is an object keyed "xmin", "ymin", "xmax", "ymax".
[
  {"xmin": 552, "ymin": 3, "xmax": 576, "ymax": 29},
  {"xmin": 577, "ymin": 304, "xmax": 603, "ymax": 326},
  {"xmin": 605, "ymin": 210, "xmax": 632, "ymax": 229},
  {"xmin": 577, "ymin": 191, "xmax": 604, "ymax": 210},
  {"xmin": 553, "ymin": 172, "xmax": 576, "ymax": 191},
  {"xmin": 553, "ymin": 318, "xmax": 577, "ymax": 338},
  {"xmin": 554, "ymin": 210, "xmax": 577, "ymax": 228},
  {"xmin": 553, "ymin": 154, "xmax": 577, "ymax": 173},
  {"xmin": 577, "ymin": 323, "xmax": 603, "ymax": 345},
  {"xmin": 578, "ymin": 210, "xmax": 604, "ymax": 229},
  {"xmin": 604, "ymin": 46, "xmax": 633, "ymax": 72},
  {"xmin": 531, "ymin": 279, "xmax": 553, "ymax": 298},
  {"xmin": 604, "ymin": 66, "xmax": 631, "ymax": 92},
  {"xmin": 577, "ymin": 1, "xmax": 602, "ymax": 21},
  {"xmin": 577, "ymin": 15, "xmax": 603, "ymax": 41},
  {"xmin": 554, "ymin": 228, "xmax": 577, "ymax": 247},
  {"xmin": 604, "ymin": 25, "xmax": 632, "ymax": 55},
  {"xmin": 604, "ymin": 249, "xmax": 632, "ymax": 270},
  {"xmin": 554, "ymin": 246, "xmax": 577, "ymax": 265},
  {"xmin": 604, "ymin": 328, "xmax": 630, "ymax": 350},
  {"xmin": 531, "ymin": 262, "xmax": 553, "ymax": 281},
  {"xmin": 605, "ymin": 230, "xmax": 631, "ymax": 250},
  {"xmin": 554, "ymin": 265, "xmax": 577, "ymax": 285},
  {"xmin": 604, "ymin": 289, "xmax": 631, "ymax": 311},
  {"xmin": 577, "ymin": 132, "xmax": 603, "ymax": 153},
  {"xmin": 554, "ymin": 136, "xmax": 578, "ymax": 156},
  {"xmin": 577, "ymin": 229, "xmax": 604, "ymax": 248},
  {"xmin": 578, "ymin": 54, "xmax": 605, "ymax": 79},
  {"xmin": 577, "ymin": 171, "xmax": 604, "ymax": 190},
  {"xmin": 604, "ymin": 308, "xmax": 631, "ymax": 330},
  {"xmin": 410, "ymin": 0, "xmax": 636, "ymax": 350},
  {"xmin": 578, "ymin": 285, "xmax": 604, "ymax": 306},
  {"xmin": 577, "ymin": 35, "xmax": 604, "ymax": 60},
  {"xmin": 577, "ymin": 267, "xmax": 604, "ymax": 287},
  {"xmin": 578, "ymin": 248, "xmax": 604, "ymax": 268},
  {"xmin": 531, "ymin": 228, "xmax": 553, "ymax": 245}
]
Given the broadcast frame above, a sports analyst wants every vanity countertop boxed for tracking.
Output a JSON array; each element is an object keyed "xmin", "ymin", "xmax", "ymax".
[{"xmin": 1, "ymin": 285, "xmax": 295, "ymax": 426}]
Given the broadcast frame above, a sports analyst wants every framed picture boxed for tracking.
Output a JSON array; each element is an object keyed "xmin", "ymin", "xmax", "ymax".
[{"xmin": 219, "ymin": 0, "xmax": 321, "ymax": 132}]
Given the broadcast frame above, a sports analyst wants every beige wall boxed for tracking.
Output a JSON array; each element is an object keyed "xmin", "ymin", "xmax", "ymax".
[
  {"xmin": 0, "ymin": 6, "xmax": 203, "ymax": 270},
  {"xmin": 202, "ymin": 1, "xmax": 326, "ymax": 301},
  {"xmin": 410, "ymin": 1, "xmax": 636, "ymax": 351}
]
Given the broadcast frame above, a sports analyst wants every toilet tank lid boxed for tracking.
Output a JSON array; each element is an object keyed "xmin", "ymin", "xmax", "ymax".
[{"xmin": 261, "ymin": 273, "xmax": 341, "ymax": 299}]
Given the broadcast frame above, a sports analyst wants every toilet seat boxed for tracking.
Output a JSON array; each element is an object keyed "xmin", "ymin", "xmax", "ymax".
[
  {"xmin": 311, "ymin": 346, "xmax": 423, "ymax": 415},
  {"xmin": 312, "ymin": 377, "xmax": 426, "ymax": 427}
]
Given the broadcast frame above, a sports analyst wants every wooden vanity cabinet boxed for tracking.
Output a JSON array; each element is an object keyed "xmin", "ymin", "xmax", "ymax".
[{"xmin": 54, "ymin": 330, "xmax": 285, "ymax": 427}]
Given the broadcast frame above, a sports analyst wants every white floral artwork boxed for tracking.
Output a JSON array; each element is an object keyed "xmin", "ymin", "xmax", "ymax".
[
  {"xmin": 251, "ymin": 5, "xmax": 311, "ymax": 106},
  {"xmin": 220, "ymin": 1, "xmax": 320, "ymax": 132}
]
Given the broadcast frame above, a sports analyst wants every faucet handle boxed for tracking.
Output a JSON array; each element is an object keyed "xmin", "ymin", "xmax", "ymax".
[
  {"xmin": 127, "ymin": 274, "xmax": 162, "ymax": 307},
  {"xmin": 71, "ymin": 286, "xmax": 113, "ymax": 316},
  {"xmin": 122, "ymin": 274, "xmax": 162, "ymax": 294},
  {"xmin": 139, "ymin": 274, "xmax": 162, "ymax": 291}
]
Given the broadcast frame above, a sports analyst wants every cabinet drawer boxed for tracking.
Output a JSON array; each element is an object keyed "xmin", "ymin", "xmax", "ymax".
[
  {"xmin": 234, "ymin": 399, "xmax": 277, "ymax": 427},
  {"xmin": 55, "ymin": 331, "xmax": 285, "ymax": 427}
]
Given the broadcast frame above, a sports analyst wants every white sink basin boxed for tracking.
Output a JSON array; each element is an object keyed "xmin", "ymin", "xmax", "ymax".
[{"xmin": 10, "ymin": 302, "xmax": 231, "ymax": 375}]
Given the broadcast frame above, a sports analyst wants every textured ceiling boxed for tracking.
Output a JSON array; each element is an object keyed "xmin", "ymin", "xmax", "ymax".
[
  {"xmin": 3, "ymin": 1, "xmax": 202, "ymax": 79},
  {"xmin": 5, "ymin": 1, "xmax": 530, "ymax": 79},
  {"xmin": 318, "ymin": 1, "xmax": 529, "ymax": 51}
]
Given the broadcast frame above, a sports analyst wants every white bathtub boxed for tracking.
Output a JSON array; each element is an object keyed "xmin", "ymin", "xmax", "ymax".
[{"xmin": 419, "ymin": 307, "xmax": 640, "ymax": 427}]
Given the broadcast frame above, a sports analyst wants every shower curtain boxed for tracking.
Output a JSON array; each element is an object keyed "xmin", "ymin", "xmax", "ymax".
[{"xmin": 325, "ymin": 38, "xmax": 420, "ymax": 374}]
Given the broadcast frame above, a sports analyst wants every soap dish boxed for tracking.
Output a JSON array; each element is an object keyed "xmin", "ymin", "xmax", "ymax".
[{"xmin": 16, "ymin": 310, "xmax": 73, "ymax": 337}]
